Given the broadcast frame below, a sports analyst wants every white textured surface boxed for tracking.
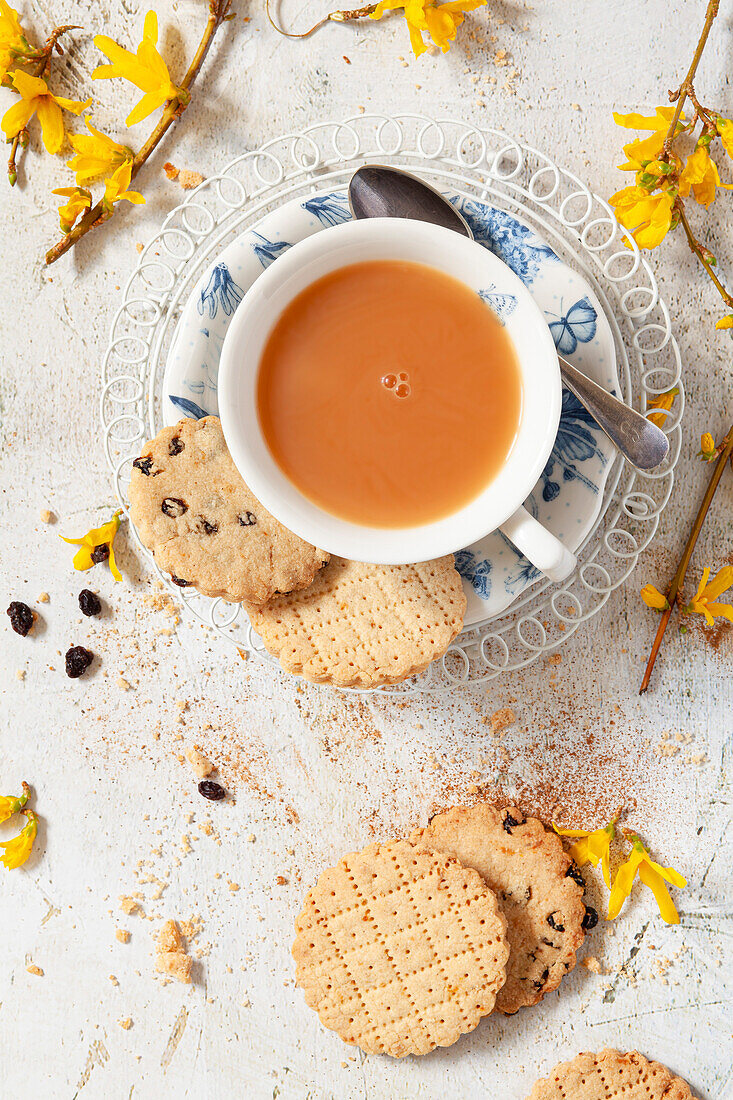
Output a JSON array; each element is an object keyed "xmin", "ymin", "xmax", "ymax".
[{"xmin": 1, "ymin": 2, "xmax": 732, "ymax": 1098}]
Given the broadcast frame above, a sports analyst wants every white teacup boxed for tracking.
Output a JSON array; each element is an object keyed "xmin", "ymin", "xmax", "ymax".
[{"xmin": 218, "ymin": 218, "xmax": 576, "ymax": 581}]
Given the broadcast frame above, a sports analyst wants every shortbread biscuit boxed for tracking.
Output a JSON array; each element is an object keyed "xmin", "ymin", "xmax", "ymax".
[
  {"xmin": 129, "ymin": 417, "xmax": 328, "ymax": 606},
  {"xmin": 527, "ymin": 1049, "xmax": 698, "ymax": 1099},
  {"xmin": 412, "ymin": 803, "xmax": 590, "ymax": 1014},
  {"xmin": 292, "ymin": 838, "xmax": 509, "ymax": 1057},
  {"xmin": 247, "ymin": 556, "xmax": 466, "ymax": 687}
]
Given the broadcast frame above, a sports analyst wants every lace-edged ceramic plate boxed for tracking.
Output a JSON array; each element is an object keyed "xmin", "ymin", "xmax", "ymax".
[
  {"xmin": 162, "ymin": 188, "xmax": 618, "ymax": 626},
  {"xmin": 101, "ymin": 115, "xmax": 683, "ymax": 691}
]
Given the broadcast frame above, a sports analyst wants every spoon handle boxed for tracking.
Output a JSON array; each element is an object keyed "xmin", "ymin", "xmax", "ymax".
[{"xmin": 558, "ymin": 355, "xmax": 669, "ymax": 471}]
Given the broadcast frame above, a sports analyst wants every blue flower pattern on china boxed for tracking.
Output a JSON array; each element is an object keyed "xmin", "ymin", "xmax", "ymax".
[
  {"xmin": 454, "ymin": 549, "xmax": 492, "ymax": 599},
  {"xmin": 454, "ymin": 198, "xmax": 560, "ymax": 285},
  {"xmin": 301, "ymin": 192, "xmax": 352, "ymax": 227},
  {"xmin": 197, "ymin": 263, "xmax": 243, "ymax": 319},
  {"xmin": 165, "ymin": 188, "xmax": 618, "ymax": 621},
  {"xmin": 251, "ymin": 231, "xmax": 292, "ymax": 268}
]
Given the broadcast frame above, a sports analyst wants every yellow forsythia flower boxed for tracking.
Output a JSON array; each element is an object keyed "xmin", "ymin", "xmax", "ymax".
[
  {"xmin": 102, "ymin": 160, "xmax": 145, "ymax": 212},
  {"xmin": 67, "ymin": 118, "xmax": 132, "ymax": 185},
  {"xmin": 698, "ymin": 432, "xmax": 716, "ymax": 461},
  {"xmin": 641, "ymin": 584, "xmax": 669, "ymax": 611},
  {"xmin": 678, "ymin": 145, "xmax": 732, "ymax": 209},
  {"xmin": 370, "ymin": 0, "xmax": 486, "ymax": 57},
  {"xmin": 608, "ymin": 835, "xmax": 686, "ymax": 924},
  {"xmin": 52, "ymin": 185, "xmax": 92, "ymax": 233},
  {"xmin": 646, "ymin": 386, "xmax": 679, "ymax": 427},
  {"xmin": 60, "ymin": 509, "xmax": 123, "ymax": 581},
  {"xmin": 93, "ymin": 11, "xmax": 187, "ymax": 127},
  {"xmin": 0, "ymin": 781, "xmax": 30, "ymax": 824},
  {"xmin": 553, "ymin": 814, "xmax": 618, "ymax": 888},
  {"xmin": 614, "ymin": 106, "xmax": 683, "ymax": 172},
  {"xmin": 716, "ymin": 117, "xmax": 733, "ymax": 159},
  {"xmin": 0, "ymin": 0, "xmax": 27, "ymax": 78},
  {"xmin": 608, "ymin": 185, "xmax": 675, "ymax": 249},
  {"xmin": 684, "ymin": 566, "xmax": 733, "ymax": 626},
  {"xmin": 0, "ymin": 809, "xmax": 37, "ymax": 870},
  {"xmin": 715, "ymin": 314, "xmax": 733, "ymax": 330},
  {"xmin": 1, "ymin": 70, "xmax": 90, "ymax": 154}
]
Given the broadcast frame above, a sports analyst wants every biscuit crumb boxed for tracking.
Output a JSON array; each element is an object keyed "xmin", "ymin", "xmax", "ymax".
[
  {"xmin": 16, "ymin": 669, "xmax": 26, "ymax": 681},
  {"xmin": 179, "ymin": 169, "xmax": 205, "ymax": 190},
  {"xmin": 26, "ymin": 963, "xmax": 44, "ymax": 977},
  {"xmin": 116, "ymin": 929, "xmax": 131, "ymax": 944},
  {"xmin": 228, "ymin": 882, "xmax": 240, "ymax": 892},
  {"xmin": 136, "ymin": 242, "xmax": 144, "ymax": 253},
  {"xmin": 582, "ymin": 956, "xmax": 602, "ymax": 973},
  {"xmin": 156, "ymin": 951, "xmax": 193, "ymax": 984},
  {"xmin": 163, "ymin": 161, "xmax": 179, "ymax": 180},
  {"xmin": 489, "ymin": 707, "xmax": 516, "ymax": 736},
  {"xmin": 117, "ymin": 675, "xmax": 132, "ymax": 691},
  {"xmin": 38, "ymin": 592, "xmax": 50, "ymax": 603},
  {"xmin": 119, "ymin": 895, "xmax": 140, "ymax": 915},
  {"xmin": 156, "ymin": 919, "xmax": 183, "ymax": 954},
  {"xmin": 109, "ymin": 974, "xmax": 119, "ymax": 985},
  {"xmin": 40, "ymin": 509, "xmax": 54, "ymax": 523},
  {"xmin": 186, "ymin": 746, "xmax": 214, "ymax": 778},
  {"xmin": 118, "ymin": 1017, "xmax": 132, "ymax": 1030}
]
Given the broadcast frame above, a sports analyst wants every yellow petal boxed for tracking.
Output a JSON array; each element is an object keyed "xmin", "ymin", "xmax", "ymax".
[
  {"xmin": 72, "ymin": 545, "xmax": 95, "ymax": 571},
  {"xmin": 641, "ymin": 584, "xmax": 669, "ymax": 610},
  {"xmin": 704, "ymin": 601, "xmax": 733, "ymax": 623},
  {"xmin": 702, "ymin": 566, "xmax": 733, "ymax": 602},
  {"xmin": 0, "ymin": 813, "xmax": 37, "ymax": 870},
  {"xmin": 370, "ymin": 0, "xmax": 407, "ymax": 18},
  {"xmin": 36, "ymin": 96, "xmax": 65, "ymax": 153},
  {"xmin": 143, "ymin": 9, "xmax": 159, "ymax": 42},
  {"xmin": 1, "ymin": 94, "xmax": 34, "ymax": 139},
  {"xmin": 638, "ymin": 861, "xmax": 680, "ymax": 924},
  {"xmin": 11, "ymin": 68, "xmax": 48, "ymax": 99},
  {"xmin": 108, "ymin": 539, "xmax": 122, "ymax": 582},
  {"xmin": 125, "ymin": 89, "xmax": 167, "ymax": 126},
  {"xmin": 715, "ymin": 314, "xmax": 733, "ymax": 329},
  {"xmin": 607, "ymin": 847, "xmax": 644, "ymax": 920},
  {"xmin": 51, "ymin": 94, "xmax": 92, "ymax": 116}
]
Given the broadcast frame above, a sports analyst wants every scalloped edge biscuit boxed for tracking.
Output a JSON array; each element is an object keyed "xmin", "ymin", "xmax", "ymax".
[
  {"xmin": 247, "ymin": 555, "xmax": 466, "ymax": 687},
  {"xmin": 293, "ymin": 837, "xmax": 509, "ymax": 1057},
  {"xmin": 526, "ymin": 1049, "xmax": 698, "ymax": 1099},
  {"xmin": 412, "ymin": 802, "xmax": 590, "ymax": 1014}
]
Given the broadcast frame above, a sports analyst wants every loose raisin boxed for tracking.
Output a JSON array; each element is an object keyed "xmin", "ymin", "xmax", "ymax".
[
  {"xmin": 546, "ymin": 913, "xmax": 565, "ymax": 932},
  {"xmin": 169, "ymin": 436, "xmax": 184, "ymax": 456},
  {"xmin": 565, "ymin": 862, "xmax": 585, "ymax": 887},
  {"xmin": 198, "ymin": 518, "xmax": 218, "ymax": 535},
  {"xmin": 582, "ymin": 906, "xmax": 599, "ymax": 930},
  {"xmin": 238, "ymin": 511, "xmax": 257, "ymax": 527},
  {"xmin": 162, "ymin": 497, "xmax": 187, "ymax": 518},
  {"xmin": 7, "ymin": 601, "xmax": 35, "ymax": 636},
  {"xmin": 78, "ymin": 589, "xmax": 102, "ymax": 617},
  {"xmin": 91, "ymin": 543, "xmax": 109, "ymax": 563},
  {"xmin": 65, "ymin": 645, "xmax": 94, "ymax": 678},
  {"xmin": 502, "ymin": 811, "xmax": 524, "ymax": 833},
  {"xmin": 170, "ymin": 575, "xmax": 190, "ymax": 587},
  {"xmin": 198, "ymin": 779, "xmax": 226, "ymax": 801},
  {"xmin": 133, "ymin": 456, "xmax": 154, "ymax": 475}
]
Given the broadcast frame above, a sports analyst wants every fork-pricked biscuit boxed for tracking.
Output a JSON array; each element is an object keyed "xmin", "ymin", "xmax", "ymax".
[
  {"xmin": 292, "ymin": 837, "xmax": 509, "ymax": 1057},
  {"xmin": 246, "ymin": 556, "xmax": 466, "ymax": 688},
  {"xmin": 526, "ymin": 1049, "xmax": 699, "ymax": 1100},
  {"xmin": 129, "ymin": 417, "xmax": 328, "ymax": 606},
  {"xmin": 411, "ymin": 803, "xmax": 590, "ymax": 1015}
]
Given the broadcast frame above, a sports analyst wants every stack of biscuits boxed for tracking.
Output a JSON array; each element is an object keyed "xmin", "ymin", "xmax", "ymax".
[
  {"xmin": 129, "ymin": 416, "xmax": 467, "ymax": 688},
  {"xmin": 291, "ymin": 801, "xmax": 597, "ymax": 1058}
]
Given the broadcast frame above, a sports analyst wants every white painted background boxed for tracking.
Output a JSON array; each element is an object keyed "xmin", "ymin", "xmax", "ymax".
[{"xmin": 1, "ymin": 1, "xmax": 731, "ymax": 1097}]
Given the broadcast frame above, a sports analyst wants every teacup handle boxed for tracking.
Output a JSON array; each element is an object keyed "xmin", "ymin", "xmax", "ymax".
[{"xmin": 499, "ymin": 506, "xmax": 577, "ymax": 583}]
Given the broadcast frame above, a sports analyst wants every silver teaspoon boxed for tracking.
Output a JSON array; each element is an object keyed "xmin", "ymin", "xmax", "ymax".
[{"xmin": 348, "ymin": 164, "xmax": 669, "ymax": 471}]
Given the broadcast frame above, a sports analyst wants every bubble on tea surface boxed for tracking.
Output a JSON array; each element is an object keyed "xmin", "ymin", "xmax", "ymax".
[
  {"xmin": 395, "ymin": 383, "xmax": 411, "ymax": 398},
  {"xmin": 381, "ymin": 373, "xmax": 397, "ymax": 390}
]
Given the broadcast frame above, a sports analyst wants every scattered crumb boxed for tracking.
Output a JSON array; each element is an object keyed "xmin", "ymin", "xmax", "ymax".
[
  {"xmin": 156, "ymin": 951, "xmax": 193, "ymax": 984},
  {"xmin": 489, "ymin": 707, "xmax": 516, "ymax": 736},
  {"xmin": 118, "ymin": 1017, "xmax": 132, "ymax": 1030},
  {"xmin": 39, "ymin": 509, "xmax": 54, "ymax": 523},
  {"xmin": 228, "ymin": 882, "xmax": 240, "ymax": 892},
  {"xmin": 582, "ymin": 956, "xmax": 603, "ymax": 974},
  {"xmin": 163, "ymin": 161, "xmax": 179, "ymax": 180},
  {"xmin": 117, "ymin": 675, "xmax": 132, "ymax": 691},
  {"xmin": 26, "ymin": 963, "xmax": 44, "ymax": 977},
  {"xmin": 186, "ymin": 746, "xmax": 214, "ymax": 779},
  {"xmin": 276, "ymin": 875, "xmax": 288, "ymax": 886},
  {"xmin": 38, "ymin": 592, "xmax": 49, "ymax": 603},
  {"xmin": 135, "ymin": 242, "xmax": 144, "ymax": 253},
  {"xmin": 16, "ymin": 669, "xmax": 26, "ymax": 681},
  {"xmin": 157, "ymin": 919, "xmax": 183, "ymax": 954},
  {"xmin": 109, "ymin": 975, "xmax": 119, "ymax": 985},
  {"xmin": 178, "ymin": 169, "xmax": 205, "ymax": 190},
  {"xmin": 116, "ymin": 929, "xmax": 131, "ymax": 944},
  {"xmin": 119, "ymin": 896, "xmax": 140, "ymax": 916}
]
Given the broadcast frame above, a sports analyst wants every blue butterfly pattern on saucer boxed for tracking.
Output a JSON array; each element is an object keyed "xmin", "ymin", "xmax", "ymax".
[
  {"xmin": 479, "ymin": 284, "xmax": 518, "ymax": 325},
  {"xmin": 197, "ymin": 263, "xmax": 243, "ymax": 320},
  {"xmin": 546, "ymin": 296, "xmax": 597, "ymax": 355},
  {"xmin": 539, "ymin": 389, "xmax": 606, "ymax": 501},
  {"xmin": 454, "ymin": 549, "xmax": 492, "ymax": 599},
  {"xmin": 453, "ymin": 198, "xmax": 560, "ymax": 285},
  {"xmin": 251, "ymin": 231, "xmax": 293, "ymax": 268},
  {"xmin": 301, "ymin": 192, "xmax": 352, "ymax": 227}
]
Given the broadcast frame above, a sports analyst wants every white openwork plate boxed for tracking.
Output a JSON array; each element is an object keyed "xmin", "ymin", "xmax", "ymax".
[{"xmin": 101, "ymin": 115, "xmax": 683, "ymax": 693}]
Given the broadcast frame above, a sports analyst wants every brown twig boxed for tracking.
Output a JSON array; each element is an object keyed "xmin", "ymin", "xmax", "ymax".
[
  {"xmin": 639, "ymin": 424, "xmax": 733, "ymax": 693},
  {"xmin": 265, "ymin": 0, "xmax": 375, "ymax": 38},
  {"xmin": 677, "ymin": 205, "xmax": 733, "ymax": 308},
  {"xmin": 662, "ymin": 0, "xmax": 720, "ymax": 158},
  {"xmin": 45, "ymin": 0, "xmax": 232, "ymax": 265}
]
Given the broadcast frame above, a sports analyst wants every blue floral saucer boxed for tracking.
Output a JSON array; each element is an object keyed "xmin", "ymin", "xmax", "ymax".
[{"xmin": 163, "ymin": 188, "xmax": 617, "ymax": 627}]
